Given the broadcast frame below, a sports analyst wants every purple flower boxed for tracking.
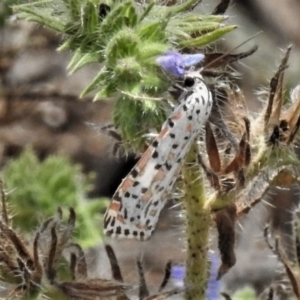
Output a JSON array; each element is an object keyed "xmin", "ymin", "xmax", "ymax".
[
  {"xmin": 156, "ymin": 51, "xmax": 204, "ymax": 77},
  {"xmin": 170, "ymin": 252, "xmax": 221, "ymax": 299},
  {"xmin": 206, "ymin": 252, "xmax": 221, "ymax": 300},
  {"xmin": 170, "ymin": 265, "xmax": 185, "ymax": 288}
]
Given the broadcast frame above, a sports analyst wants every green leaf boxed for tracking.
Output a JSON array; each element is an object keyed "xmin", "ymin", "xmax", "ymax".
[
  {"xmin": 94, "ymin": 82, "xmax": 117, "ymax": 100},
  {"xmin": 81, "ymin": 1, "xmax": 99, "ymax": 32},
  {"xmin": 12, "ymin": 0, "xmax": 71, "ymax": 32},
  {"xmin": 138, "ymin": 19, "xmax": 168, "ymax": 42},
  {"xmin": 137, "ymin": 42, "xmax": 169, "ymax": 60},
  {"xmin": 179, "ymin": 25, "xmax": 237, "ymax": 47},
  {"xmin": 139, "ymin": 1, "xmax": 155, "ymax": 22},
  {"xmin": 80, "ymin": 66, "xmax": 110, "ymax": 97},
  {"xmin": 68, "ymin": 52, "xmax": 99, "ymax": 74},
  {"xmin": 124, "ymin": 2, "xmax": 138, "ymax": 27},
  {"xmin": 167, "ymin": 0, "xmax": 201, "ymax": 14},
  {"xmin": 98, "ymin": 0, "xmax": 133, "ymax": 36}
]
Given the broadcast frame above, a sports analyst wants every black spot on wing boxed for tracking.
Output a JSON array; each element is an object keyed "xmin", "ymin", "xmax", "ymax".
[
  {"xmin": 140, "ymin": 232, "xmax": 145, "ymax": 240},
  {"xmin": 153, "ymin": 140, "xmax": 159, "ymax": 147},
  {"xmin": 169, "ymin": 179, "xmax": 175, "ymax": 186},
  {"xmin": 106, "ymin": 229, "xmax": 113, "ymax": 236},
  {"xmin": 111, "ymin": 217, "xmax": 115, "ymax": 227},
  {"xmin": 155, "ymin": 164, "xmax": 162, "ymax": 170},
  {"xmin": 133, "ymin": 181, "xmax": 139, "ymax": 187},
  {"xmin": 158, "ymin": 186, "xmax": 164, "ymax": 192},
  {"xmin": 152, "ymin": 150, "xmax": 159, "ymax": 159},
  {"xmin": 104, "ymin": 215, "xmax": 111, "ymax": 228},
  {"xmin": 155, "ymin": 183, "xmax": 161, "ymax": 191},
  {"xmin": 116, "ymin": 226, "xmax": 122, "ymax": 235},
  {"xmin": 124, "ymin": 191, "xmax": 130, "ymax": 198},
  {"xmin": 170, "ymin": 133, "xmax": 176, "ymax": 139},
  {"xmin": 131, "ymin": 168, "xmax": 138, "ymax": 178},
  {"xmin": 168, "ymin": 119, "xmax": 174, "ymax": 127},
  {"xmin": 124, "ymin": 229, "xmax": 130, "ymax": 236},
  {"xmin": 165, "ymin": 162, "xmax": 172, "ymax": 171},
  {"xmin": 114, "ymin": 192, "xmax": 122, "ymax": 202},
  {"xmin": 141, "ymin": 187, "xmax": 148, "ymax": 193}
]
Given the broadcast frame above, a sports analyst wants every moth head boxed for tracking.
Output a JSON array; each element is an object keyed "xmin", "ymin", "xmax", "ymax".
[{"xmin": 184, "ymin": 72, "xmax": 203, "ymax": 89}]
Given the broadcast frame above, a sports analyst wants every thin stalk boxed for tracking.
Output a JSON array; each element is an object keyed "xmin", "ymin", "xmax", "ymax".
[{"xmin": 183, "ymin": 143, "xmax": 210, "ymax": 300}]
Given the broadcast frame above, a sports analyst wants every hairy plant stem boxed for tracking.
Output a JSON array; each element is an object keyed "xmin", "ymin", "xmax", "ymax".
[{"xmin": 183, "ymin": 143, "xmax": 210, "ymax": 300}]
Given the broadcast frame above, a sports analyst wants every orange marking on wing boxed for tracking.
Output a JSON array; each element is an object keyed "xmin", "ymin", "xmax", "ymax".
[
  {"xmin": 167, "ymin": 152, "xmax": 176, "ymax": 161},
  {"xmin": 157, "ymin": 126, "xmax": 170, "ymax": 140},
  {"xmin": 172, "ymin": 112, "xmax": 182, "ymax": 120},
  {"xmin": 109, "ymin": 201, "xmax": 121, "ymax": 212},
  {"xmin": 120, "ymin": 178, "xmax": 134, "ymax": 190},
  {"xmin": 153, "ymin": 169, "xmax": 165, "ymax": 181},
  {"xmin": 141, "ymin": 191, "xmax": 152, "ymax": 202},
  {"xmin": 149, "ymin": 209, "xmax": 158, "ymax": 216},
  {"xmin": 136, "ymin": 147, "xmax": 154, "ymax": 170},
  {"xmin": 186, "ymin": 123, "xmax": 192, "ymax": 132},
  {"xmin": 116, "ymin": 214, "xmax": 125, "ymax": 224},
  {"xmin": 136, "ymin": 223, "xmax": 146, "ymax": 230}
]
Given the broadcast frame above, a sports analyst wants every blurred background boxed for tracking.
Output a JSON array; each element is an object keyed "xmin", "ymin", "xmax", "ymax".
[{"xmin": 1, "ymin": 0, "xmax": 300, "ymax": 298}]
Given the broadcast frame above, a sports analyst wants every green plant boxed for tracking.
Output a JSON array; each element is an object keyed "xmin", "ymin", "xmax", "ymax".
[
  {"xmin": 7, "ymin": 1, "xmax": 299, "ymax": 300},
  {"xmin": 11, "ymin": 0, "xmax": 235, "ymax": 149},
  {"xmin": 232, "ymin": 287, "xmax": 256, "ymax": 300},
  {"xmin": 2, "ymin": 148, "xmax": 106, "ymax": 248},
  {"xmin": 0, "ymin": 186, "xmax": 181, "ymax": 299},
  {"xmin": 0, "ymin": 0, "xmax": 19, "ymax": 27}
]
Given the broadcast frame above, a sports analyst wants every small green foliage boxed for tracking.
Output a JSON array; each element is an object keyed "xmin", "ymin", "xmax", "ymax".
[
  {"xmin": 11, "ymin": 0, "xmax": 235, "ymax": 149},
  {"xmin": 2, "ymin": 148, "xmax": 107, "ymax": 248},
  {"xmin": 232, "ymin": 286, "xmax": 257, "ymax": 300},
  {"xmin": 0, "ymin": 0, "xmax": 19, "ymax": 27}
]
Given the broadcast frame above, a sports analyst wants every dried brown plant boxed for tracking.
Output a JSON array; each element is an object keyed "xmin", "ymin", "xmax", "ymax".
[
  {"xmin": 197, "ymin": 45, "xmax": 300, "ymax": 279},
  {"xmin": 0, "ymin": 177, "xmax": 181, "ymax": 300},
  {"xmin": 258, "ymin": 204, "xmax": 300, "ymax": 300}
]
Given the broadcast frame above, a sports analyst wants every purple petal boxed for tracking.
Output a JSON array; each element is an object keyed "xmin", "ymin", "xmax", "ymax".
[
  {"xmin": 156, "ymin": 53, "xmax": 185, "ymax": 77},
  {"xmin": 156, "ymin": 51, "xmax": 204, "ymax": 77},
  {"xmin": 182, "ymin": 53, "xmax": 205, "ymax": 67},
  {"xmin": 171, "ymin": 265, "xmax": 185, "ymax": 280},
  {"xmin": 206, "ymin": 252, "xmax": 221, "ymax": 300}
]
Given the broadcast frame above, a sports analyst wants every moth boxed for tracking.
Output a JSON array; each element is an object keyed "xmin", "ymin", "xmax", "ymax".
[{"xmin": 103, "ymin": 71, "xmax": 213, "ymax": 240}]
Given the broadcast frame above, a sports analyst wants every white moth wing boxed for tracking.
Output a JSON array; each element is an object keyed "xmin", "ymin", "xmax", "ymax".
[{"xmin": 104, "ymin": 74, "xmax": 212, "ymax": 240}]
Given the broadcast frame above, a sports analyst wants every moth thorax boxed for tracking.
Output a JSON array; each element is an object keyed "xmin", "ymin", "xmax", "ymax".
[{"xmin": 184, "ymin": 77, "xmax": 195, "ymax": 87}]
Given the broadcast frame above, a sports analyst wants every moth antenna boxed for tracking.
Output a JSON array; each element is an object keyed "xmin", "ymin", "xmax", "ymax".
[{"xmin": 201, "ymin": 31, "xmax": 263, "ymax": 71}]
